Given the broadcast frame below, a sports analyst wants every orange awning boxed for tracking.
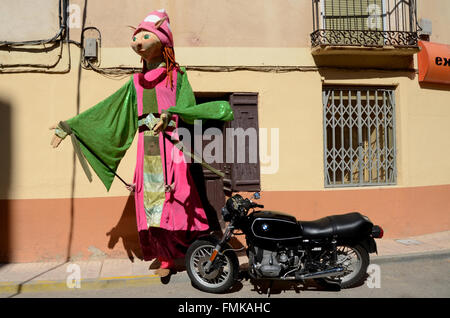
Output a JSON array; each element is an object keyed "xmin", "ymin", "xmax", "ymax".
[{"xmin": 418, "ymin": 41, "xmax": 450, "ymax": 85}]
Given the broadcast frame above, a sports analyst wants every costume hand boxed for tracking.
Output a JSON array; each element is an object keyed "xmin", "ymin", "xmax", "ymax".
[
  {"xmin": 49, "ymin": 124, "xmax": 64, "ymax": 148},
  {"xmin": 152, "ymin": 113, "xmax": 169, "ymax": 134},
  {"xmin": 126, "ymin": 183, "xmax": 136, "ymax": 192}
]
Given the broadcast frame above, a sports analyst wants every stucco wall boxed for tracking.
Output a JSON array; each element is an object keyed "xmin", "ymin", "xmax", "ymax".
[
  {"xmin": 0, "ymin": 0, "xmax": 449, "ymax": 262},
  {"xmin": 1, "ymin": 48, "xmax": 449, "ymax": 200}
]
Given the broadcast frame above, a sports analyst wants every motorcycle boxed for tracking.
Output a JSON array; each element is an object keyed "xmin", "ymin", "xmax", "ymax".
[{"xmin": 185, "ymin": 192, "xmax": 384, "ymax": 293}]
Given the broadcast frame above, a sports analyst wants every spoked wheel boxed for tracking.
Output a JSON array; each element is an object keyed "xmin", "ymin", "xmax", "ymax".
[
  {"xmin": 185, "ymin": 239, "xmax": 239, "ymax": 294},
  {"xmin": 315, "ymin": 244, "xmax": 369, "ymax": 289}
]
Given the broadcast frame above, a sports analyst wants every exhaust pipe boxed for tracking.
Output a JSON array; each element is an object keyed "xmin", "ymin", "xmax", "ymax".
[{"xmin": 296, "ymin": 267, "xmax": 345, "ymax": 280}]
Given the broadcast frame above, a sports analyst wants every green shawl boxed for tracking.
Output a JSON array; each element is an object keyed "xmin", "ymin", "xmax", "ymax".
[{"xmin": 64, "ymin": 69, "xmax": 233, "ymax": 191}]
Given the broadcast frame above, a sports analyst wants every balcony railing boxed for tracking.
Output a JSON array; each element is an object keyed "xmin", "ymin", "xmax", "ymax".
[{"xmin": 311, "ymin": 0, "xmax": 419, "ymax": 48}]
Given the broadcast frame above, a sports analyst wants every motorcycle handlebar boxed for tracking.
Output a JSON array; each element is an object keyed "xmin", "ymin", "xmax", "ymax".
[{"xmin": 247, "ymin": 200, "xmax": 264, "ymax": 209}]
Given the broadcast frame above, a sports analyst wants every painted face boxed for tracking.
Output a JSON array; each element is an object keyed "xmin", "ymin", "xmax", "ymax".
[{"xmin": 130, "ymin": 30, "xmax": 162, "ymax": 62}]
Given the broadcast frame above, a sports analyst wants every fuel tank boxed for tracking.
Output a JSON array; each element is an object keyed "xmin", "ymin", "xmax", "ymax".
[{"xmin": 247, "ymin": 211, "xmax": 302, "ymax": 241}]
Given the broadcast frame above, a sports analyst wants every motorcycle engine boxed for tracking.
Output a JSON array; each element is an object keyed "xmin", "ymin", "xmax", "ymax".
[{"xmin": 249, "ymin": 246, "xmax": 294, "ymax": 278}]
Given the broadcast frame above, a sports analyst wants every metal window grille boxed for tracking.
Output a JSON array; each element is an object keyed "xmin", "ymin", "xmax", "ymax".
[
  {"xmin": 323, "ymin": 86, "xmax": 396, "ymax": 187},
  {"xmin": 311, "ymin": 0, "xmax": 419, "ymax": 47}
]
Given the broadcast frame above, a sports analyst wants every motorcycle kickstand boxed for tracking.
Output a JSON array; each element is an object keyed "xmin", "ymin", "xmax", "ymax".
[{"xmin": 267, "ymin": 280, "xmax": 273, "ymax": 298}]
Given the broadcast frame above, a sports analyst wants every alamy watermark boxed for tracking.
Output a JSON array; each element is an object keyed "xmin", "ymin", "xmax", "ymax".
[
  {"xmin": 67, "ymin": 4, "xmax": 81, "ymax": 29},
  {"xmin": 367, "ymin": 4, "xmax": 382, "ymax": 30},
  {"xmin": 169, "ymin": 120, "xmax": 280, "ymax": 175},
  {"xmin": 366, "ymin": 264, "xmax": 381, "ymax": 289},
  {"xmin": 66, "ymin": 263, "xmax": 81, "ymax": 289}
]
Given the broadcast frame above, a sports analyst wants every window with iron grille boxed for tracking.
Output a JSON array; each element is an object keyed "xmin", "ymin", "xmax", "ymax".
[
  {"xmin": 311, "ymin": 0, "xmax": 419, "ymax": 47},
  {"xmin": 323, "ymin": 86, "xmax": 396, "ymax": 187},
  {"xmin": 323, "ymin": 0, "xmax": 384, "ymax": 31}
]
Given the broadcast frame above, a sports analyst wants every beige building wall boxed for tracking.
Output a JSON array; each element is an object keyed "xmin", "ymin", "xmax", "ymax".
[
  {"xmin": 0, "ymin": 0, "xmax": 449, "ymax": 262},
  {"xmin": 2, "ymin": 55, "xmax": 450, "ymax": 199}
]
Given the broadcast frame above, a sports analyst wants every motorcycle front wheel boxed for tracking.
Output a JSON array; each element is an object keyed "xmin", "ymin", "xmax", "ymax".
[
  {"xmin": 315, "ymin": 244, "xmax": 369, "ymax": 289},
  {"xmin": 185, "ymin": 239, "xmax": 239, "ymax": 294}
]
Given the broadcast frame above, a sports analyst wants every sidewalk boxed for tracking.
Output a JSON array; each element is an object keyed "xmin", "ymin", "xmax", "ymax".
[{"xmin": 0, "ymin": 231, "xmax": 449, "ymax": 295}]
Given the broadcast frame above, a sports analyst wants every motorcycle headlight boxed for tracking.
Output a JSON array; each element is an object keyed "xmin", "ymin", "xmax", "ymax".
[
  {"xmin": 223, "ymin": 195, "xmax": 245, "ymax": 222},
  {"xmin": 226, "ymin": 194, "xmax": 244, "ymax": 212}
]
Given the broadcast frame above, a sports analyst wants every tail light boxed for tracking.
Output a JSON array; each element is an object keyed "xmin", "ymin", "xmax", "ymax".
[{"xmin": 372, "ymin": 225, "xmax": 384, "ymax": 238}]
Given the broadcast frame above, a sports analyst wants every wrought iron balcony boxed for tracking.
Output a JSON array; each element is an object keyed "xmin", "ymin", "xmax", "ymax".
[{"xmin": 311, "ymin": 0, "xmax": 419, "ymax": 49}]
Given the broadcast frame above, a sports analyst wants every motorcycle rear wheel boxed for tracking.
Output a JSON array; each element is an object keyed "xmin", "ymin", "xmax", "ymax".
[
  {"xmin": 315, "ymin": 244, "xmax": 369, "ymax": 289},
  {"xmin": 185, "ymin": 239, "xmax": 239, "ymax": 294}
]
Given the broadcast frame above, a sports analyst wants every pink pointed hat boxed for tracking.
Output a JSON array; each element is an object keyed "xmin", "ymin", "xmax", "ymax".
[{"xmin": 133, "ymin": 9, "xmax": 174, "ymax": 48}]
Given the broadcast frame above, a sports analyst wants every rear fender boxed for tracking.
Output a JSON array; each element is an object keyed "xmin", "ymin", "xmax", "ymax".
[
  {"xmin": 338, "ymin": 237, "xmax": 378, "ymax": 254},
  {"xmin": 359, "ymin": 237, "xmax": 378, "ymax": 255}
]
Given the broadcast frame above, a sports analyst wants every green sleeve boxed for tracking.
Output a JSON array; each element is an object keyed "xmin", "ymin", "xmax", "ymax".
[
  {"xmin": 66, "ymin": 77, "xmax": 138, "ymax": 191},
  {"xmin": 167, "ymin": 68, "xmax": 234, "ymax": 124}
]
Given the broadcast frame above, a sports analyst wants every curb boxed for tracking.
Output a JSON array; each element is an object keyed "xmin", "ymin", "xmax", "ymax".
[
  {"xmin": 1, "ymin": 249, "xmax": 449, "ymax": 295},
  {"xmin": 0, "ymin": 274, "xmax": 161, "ymax": 295},
  {"xmin": 372, "ymin": 249, "xmax": 450, "ymax": 264}
]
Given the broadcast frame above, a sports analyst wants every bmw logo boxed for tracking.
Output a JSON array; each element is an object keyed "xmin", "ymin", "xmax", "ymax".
[{"xmin": 261, "ymin": 223, "xmax": 269, "ymax": 231}]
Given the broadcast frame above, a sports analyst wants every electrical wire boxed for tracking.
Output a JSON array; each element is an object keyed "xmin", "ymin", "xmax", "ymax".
[
  {"xmin": 85, "ymin": 60, "xmax": 137, "ymax": 79},
  {"xmin": 185, "ymin": 65, "xmax": 417, "ymax": 73},
  {"xmin": 0, "ymin": 0, "xmax": 418, "ymax": 76},
  {"xmin": 0, "ymin": 41, "xmax": 65, "ymax": 69},
  {"xmin": 79, "ymin": 23, "xmax": 320, "ymax": 78},
  {"xmin": 0, "ymin": 0, "xmax": 67, "ymax": 47},
  {"xmin": 0, "ymin": 28, "xmax": 65, "ymax": 47},
  {"xmin": 186, "ymin": 65, "xmax": 320, "ymax": 73},
  {"xmin": 0, "ymin": 0, "xmax": 70, "ymax": 73},
  {"xmin": 79, "ymin": 25, "xmax": 319, "ymax": 79},
  {"xmin": 80, "ymin": 26, "xmax": 141, "ymax": 80},
  {"xmin": 80, "ymin": 26, "xmax": 102, "ymax": 69},
  {"xmin": 0, "ymin": 38, "xmax": 72, "ymax": 74}
]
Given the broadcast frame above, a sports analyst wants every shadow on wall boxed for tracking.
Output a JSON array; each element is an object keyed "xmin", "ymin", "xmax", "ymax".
[
  {"xmin": 317, "ymin": 59, "xmax": 416, "ymax": 81},
  {"xmin": 64, "ymin": 0, "xmax": 88, "ymax": 263},
  {"xmin": 0, "ymin": 99, "xmax": 11, "ymax": 264},
  {"xmin": 106, "ymin": 194, "xmax": 143, "ymax": 261},
  {"xmin": 188, "ymin": 163, "xmax": 222, "ymax": 232},
  {"xmin": 419, "ymin": 82, "xmax": 450, "ymax": 91}
]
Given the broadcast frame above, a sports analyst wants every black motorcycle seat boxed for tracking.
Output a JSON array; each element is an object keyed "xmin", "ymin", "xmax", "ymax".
[{"xmin": 299, "ymin": 212, "xmax": 373, "ymax": 239}]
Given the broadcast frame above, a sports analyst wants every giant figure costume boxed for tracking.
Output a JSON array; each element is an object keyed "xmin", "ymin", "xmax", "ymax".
[{"xmin": 55, "ymin": 10, "xmax": 233, "ymax": 268}]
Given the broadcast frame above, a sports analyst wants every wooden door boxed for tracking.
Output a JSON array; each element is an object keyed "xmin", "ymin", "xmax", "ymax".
[
  {"xmin": 224, "ymin": 93, "xmax": 261, "ymax": 193},
  {"xmin": 184, "ymin": 92, "xmax": 261, "ymax": 232}
]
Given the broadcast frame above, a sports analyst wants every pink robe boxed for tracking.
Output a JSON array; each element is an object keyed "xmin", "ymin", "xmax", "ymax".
[{"xmin": 133, "ymin": 68, "xmax": 209, "ymax": 261}]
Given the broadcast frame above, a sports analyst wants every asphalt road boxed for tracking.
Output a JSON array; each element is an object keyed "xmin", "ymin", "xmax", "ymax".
[{"xmin": 3, "ymin": 253, "xmax": 449, "ymax": 299}]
